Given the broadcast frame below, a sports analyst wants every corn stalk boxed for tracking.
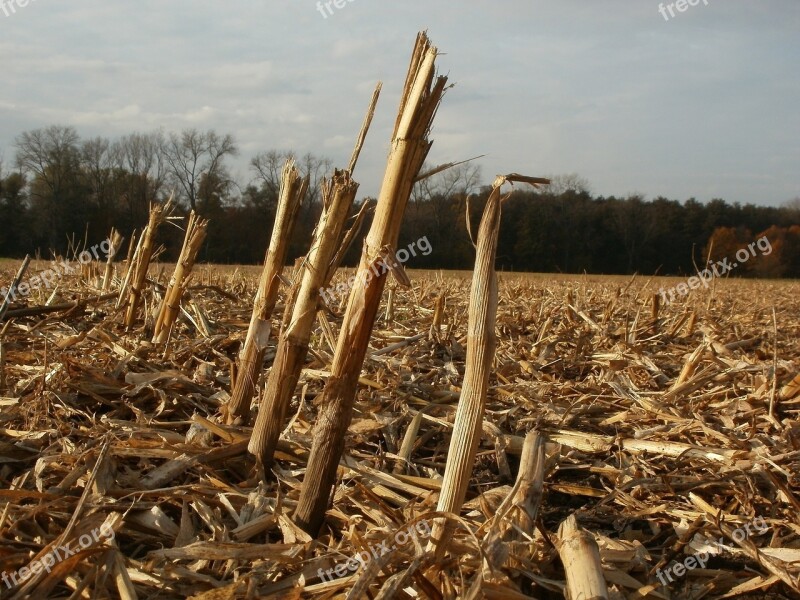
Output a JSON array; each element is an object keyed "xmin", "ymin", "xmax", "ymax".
[
  {"xmin": 123, "ymin": 197, "xmax": 175, "ymax": 328},
  {"xmin": 102, "ymin": 228, "xmax": 125, "ymax": 291},
  {"xmin": 293, "ymin": 32, "xmax": 447, "ymax": 536},
  {"xmin": 429, "ymin": 174, "xmax": 548, "ymax": 557},
  {"xmin": 556, "ymin": 514, "xmax": 609, "ymax": 600},
  {"xmin": 248, "ymin": 85, "xmax": 380, "ymax": 467},
  {"xmin": 115, "ymin": 230, "xmax": 138, "ymax": 309},
  {"xmin": 226, "ymin": 161, "xmax": 308, "ymax": 424},
  {"xmin": 152, "ymin": 211, "xmax": 209, "ymax": 344}
]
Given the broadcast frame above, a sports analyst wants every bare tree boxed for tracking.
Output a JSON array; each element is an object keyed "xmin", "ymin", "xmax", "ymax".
[
  {"xmin": 15, "ymin": 126, "xmax": 82, "ymax": 246},
  {"xmin": 163, "ymin": 129, "xmax": 238, "ymax": 212},
  {"xmin": 15, "ymin": 125, "xmax": 81, "ymax": 198},
  {"xmin": 413, "ymin": 162, "xmax": 482, "ymax": 203},
  {"xmin": 251, "ymin": 150, "xmax": 331, "ymax": 207},
  {"xmin": 113, "ymin": 131, "xmax": 169, "ymax": 223},
  {"xmin": 411, "ymin": 162, "xmax": 482, "ymax": 232},
  {"xmin": 80, "ymin": 137, "xmax": 115, "ymax": 211},
  {"xmin": 116, "ymin": 131, "xmax": 167, "ymax": 185},
  {"xmin": 439, "ymin": 162, "xmax": 483, "ymax": 199},
  {"xmin": 542, "ymin": 173, "xmax": 591, "ymax": 196},
  {"xmin": 250, "ymin": 150, "xmax": 289, "ymax": 203},
  {"xmin": 296, "ymin": 152, "xmax": 332, "ymax": 205}
]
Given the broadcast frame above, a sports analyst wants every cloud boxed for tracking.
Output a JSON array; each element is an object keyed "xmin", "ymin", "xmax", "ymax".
[{"xmin": 0, "ymin": 0, "xmax": 797, "ymax": 204}]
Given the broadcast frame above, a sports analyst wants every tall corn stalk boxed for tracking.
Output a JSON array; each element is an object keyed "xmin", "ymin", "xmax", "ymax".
[
  {"xmin": 249, "ymin": 172, "xmax": 360, "ymax": 466},
  {"xmin": 293, "ymin": 32, "xmax": 448, "ymax": 535},
  {"xmin": 152, "ymin": 211, "xmax": 209, "ymax": 344},
  {"xmin": 226, "ymin": 161, "xmax": 308, "ymax": 424},
  {"xmin": 248, "ymin": 85, "xmax": 381, "ymax": 468},
  {"xmin": 428, "ymin": 174, "xmax": 548, "ymax": 557}
]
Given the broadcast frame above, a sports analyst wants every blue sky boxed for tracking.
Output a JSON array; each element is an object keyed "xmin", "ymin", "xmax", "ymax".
[{"xmin": 0, "ymin": 0, "xmax": 797, "ymax": 206}]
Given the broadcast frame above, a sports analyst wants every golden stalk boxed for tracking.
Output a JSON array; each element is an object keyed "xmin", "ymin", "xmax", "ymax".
[
  {"xmin": 115, "ymin": 230, "xmax": 138, "ymax": 309},
  {"xmin": 556, "ymin": 514, "xmax": 609, "ymax": 600},
  {"xmin": 247, "ymin": 85, "xmax": 380, "ymax": 467},
  {"xmin": 226, "ymin": 160, "xmax": 308, "ymax": 424},
  {"xmin": 123, "ymin": 196, "xmax": 175, "ymax": 328},
  {"xmin": 152, "ymin": 211, "xmax": 209, "ymax": 344},
  {"xmin": 511, "ymin": 430, "xmax": 545, "ymax": 535},
  {"xmin": 293, "ymin": 32, "xmax": 447, "ymax": 536},
  {"xmin": 428, "ymin": 174, "xmax": 548, "ymax": 557},
  {"xmin": 248, "ymin": 171, "xmax": 360, "ymax": 466},
  {"xmin": 102, "ymin": 229, "xmax": 125, "ymax": 291},
  {"xmin": 428, "ymin": 178, "xmax": 502, "ymax": 557}
]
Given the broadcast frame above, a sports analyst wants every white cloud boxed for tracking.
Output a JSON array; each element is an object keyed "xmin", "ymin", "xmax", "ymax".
[{"xmin": 0, "ymin": 0, "xmax": 797, "ymax": 204}]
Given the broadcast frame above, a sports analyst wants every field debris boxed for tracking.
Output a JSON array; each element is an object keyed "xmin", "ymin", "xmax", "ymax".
[{"xmin": 1, "ymin": 255, "xmax": 799, "ymax": 599}]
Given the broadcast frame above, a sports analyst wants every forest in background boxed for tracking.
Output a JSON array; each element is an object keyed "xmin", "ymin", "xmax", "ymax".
[{"xmin": 1, "ymin": 125, "xmax": 799, "ymax": 277}]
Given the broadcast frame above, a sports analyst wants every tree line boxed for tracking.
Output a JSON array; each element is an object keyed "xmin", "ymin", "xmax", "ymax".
[{"xmin": 1, "ymin": 125, "xmax": 798, "ymax": 277}]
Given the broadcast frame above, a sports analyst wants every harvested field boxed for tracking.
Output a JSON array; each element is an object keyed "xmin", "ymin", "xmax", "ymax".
[{"xmin": 1, "ymin": 260, "xmax": 799, "ymax": 599}]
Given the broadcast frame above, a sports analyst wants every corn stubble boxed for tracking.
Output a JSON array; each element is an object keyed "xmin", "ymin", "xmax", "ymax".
[
  {"xmin": 226, "ymin": 161, "xmax": 308, "ymax": 424},
  {"xmin": 121, "ymin": 196, "xmax": 175, "ymax": 328},
  {"xmin": 248, "ymin": 84, "xmax": 381, "ymax": 468},
  {"xmin": 152, "ymin": 211, "xmax": 208, "ymax": 344},
  {"xmin": 294, "ymin": 32, "xmax": 448, "ymax": 535},
  {"xmin": 101, "ymin": 228, "xmax": 124, "ymax": 291},
  {"xmin": 428, "ymin": 174, "xmax": 548, "ymax": 559}
]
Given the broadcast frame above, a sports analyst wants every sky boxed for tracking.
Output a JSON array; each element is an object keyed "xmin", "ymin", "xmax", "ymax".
[{"xmin": 0, "ymin": 0, "xmax": 798, "ymax": 206}]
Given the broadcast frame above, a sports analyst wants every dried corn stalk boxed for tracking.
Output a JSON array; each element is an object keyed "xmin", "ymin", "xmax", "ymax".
[
  {"xmin": 152, "ymin": 211, "xmax": 209, "ymax": 344},
  {"xmin": 428, "ymin": 178, "xmax": 502, "ymax": 556},
  {"xmin": 226, "ymin": 161, "xmax": 308, "ymax": 424},
  {"xmin": 102, "ymin": 228, "xmax": 125, "ymax": 291},
  {"xmin": 248, "ymin": 85, "xmax": 380, "ymax": 467},
  {"xmin": 122, "ymin": 196, "xmax": 175, "ymax": 328},
  {"xmin": 249, "ymin": 171, "xmax": 360, "ymax": 466},
  {"xmin": 0, "ymin": 255, "xmax": 31, "ymax": 322},
  {"xmin": 294, "ymin": 32, "xmax": 448, "ymax": 535},
  {"xmin": 556, "ymin": 514, "xmax": 609, "ymax": 600},
  {"xmin": 511, "ymin": 430, "xmax": 545, "ymax": 536},
  {"xmin": 429, "ymin": 174, "xmax": 548, "ymax": 557},
  {"xmin": 115, "ymin": 230, "xmax": 138, "ymax": 308}
]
